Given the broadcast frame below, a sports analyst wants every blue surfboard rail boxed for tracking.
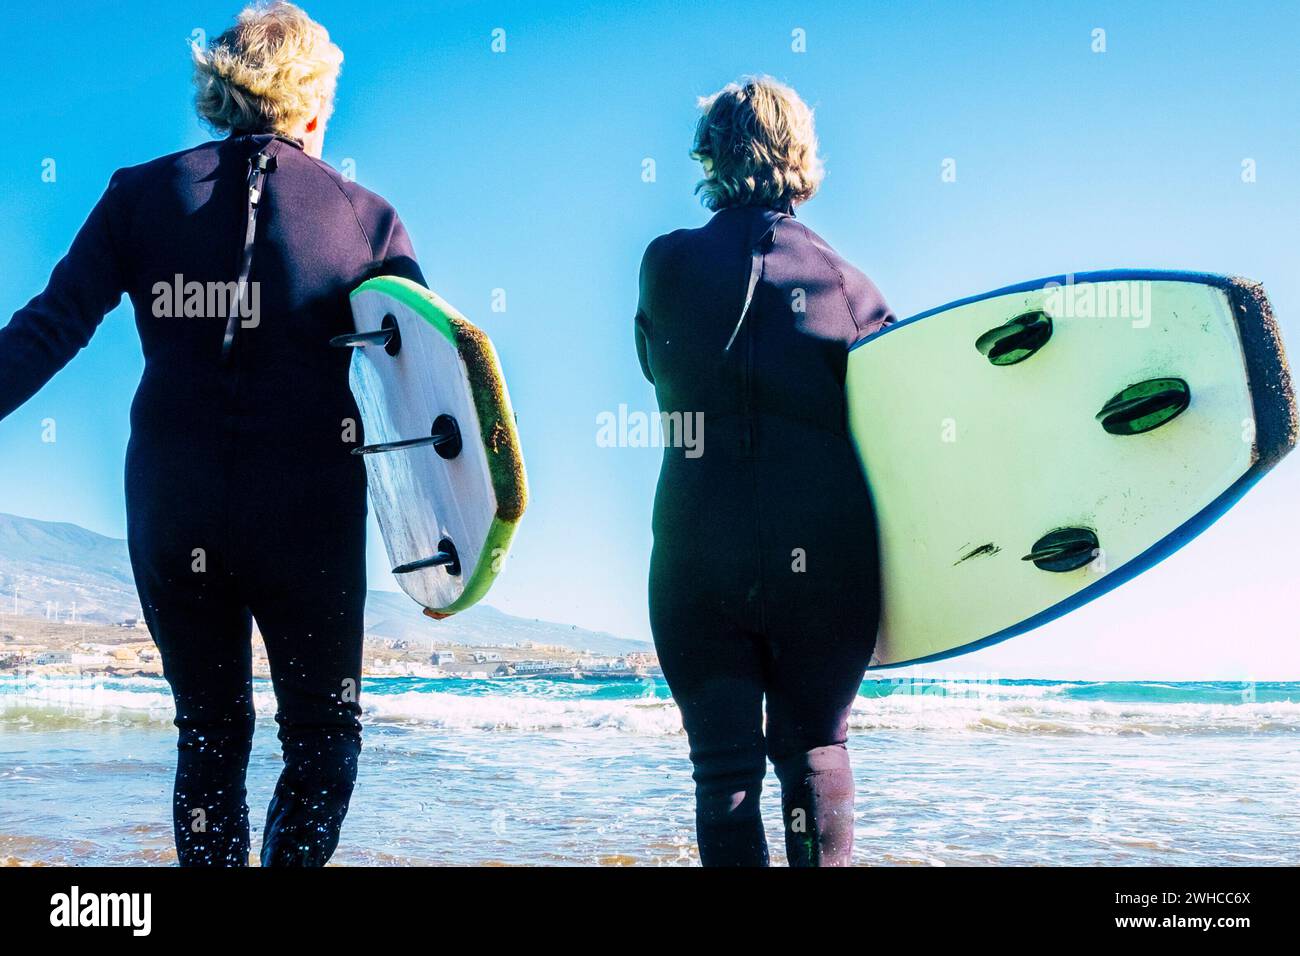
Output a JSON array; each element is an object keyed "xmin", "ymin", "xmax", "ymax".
[
  {"xmin": 858, "ymin": 269, "xmax": 1296, "ymax": 669},
  {"xmin": 850, "ymin": 268, "xmax": 1239, "ymax": 351}
]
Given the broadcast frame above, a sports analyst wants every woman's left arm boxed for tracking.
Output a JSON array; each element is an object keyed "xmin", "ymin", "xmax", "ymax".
[
  {"xmin": 374, "ymin": 209, "xmax": 427, "ymax": 288},
  {"xmin": 847, "ymin": 270, "xmax": 897, "ymax": 344},
  {"xmin": 0, "ymin": 173, "xmax": 127, "ymax": 420}
]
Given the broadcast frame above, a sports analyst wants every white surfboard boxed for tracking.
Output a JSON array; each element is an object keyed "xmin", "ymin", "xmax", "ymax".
[
  {"xmin": 339, "ymin": 277, "xmax": 526, "ymax": 617},
  {"xmin": 847, "ymin": 271, "xmax": 1296, "ymax": 668}
]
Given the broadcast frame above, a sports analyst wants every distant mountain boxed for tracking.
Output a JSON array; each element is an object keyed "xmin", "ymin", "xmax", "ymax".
[
  {"xmin": 0, "ymin": 513, "xmax": 139, "ymax": 622},
  {"xmin": 362, "ymin": 591, "xmax": 649, "ymax": 656},
  {"xmin": 0, "ymin": 513, "xmax": 647, "ymax": 656}
]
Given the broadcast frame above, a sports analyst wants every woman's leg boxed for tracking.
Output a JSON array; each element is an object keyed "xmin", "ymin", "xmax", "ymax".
[
  {"xmin": 248, "ymin": 579, "xmax": 365, "ymax": 867},
  {"xmin": 239, "ymin": 495, "xmax": 367, "ymax": 868},
  {"xmin": 651, "ymin": 561, "xmax": 769, "ymax": 866},
  {"xmin": 763, "ymin": 617, "xmax": 874, "ymax": 867},
  {"xmin": 132, "ymin": 543, "xmax": 256, "ymax": 867},
  {"xmin": 682, "ymin": 664, "xmax": 769, "ymax": 866}
]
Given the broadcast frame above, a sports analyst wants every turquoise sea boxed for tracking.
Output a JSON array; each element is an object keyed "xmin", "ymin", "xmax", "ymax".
[{"xmin": 2, "ymin": 675, "xmax": 1298, "ymax": 865}]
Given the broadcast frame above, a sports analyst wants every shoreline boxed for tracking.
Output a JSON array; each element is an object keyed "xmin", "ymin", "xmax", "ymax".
[{"xmin": 0, "ymin": 611, "xmax": 660, "ymax": 682}]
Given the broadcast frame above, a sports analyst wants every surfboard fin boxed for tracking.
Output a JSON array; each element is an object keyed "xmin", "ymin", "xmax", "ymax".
[
  {"xmin": 393, "ymin": 538, "xmax": 461, "ymax": 576},
  {"xmin": 329, "ymin": 314, "xmax": 402, "ymax": 355},
  {"xmin": 1022, "ymin": 528, "xmax": 1100, "ymax": 572},
  {"xmin": 353, "ymin": 415, "xmax": 463, "ymax": 459},
  {"xmin": 975, "ymin": 310, "xmax": 1053, "ymax": 365},
  {"xmin": 1096, "ymin": 378, "xmax": 1191, "ymax": 435}
]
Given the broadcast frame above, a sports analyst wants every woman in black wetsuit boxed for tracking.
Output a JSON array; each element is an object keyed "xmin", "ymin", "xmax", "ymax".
[
  {"xmin": 635, "ymin": 77, "xmax": 895, "ymax": 866},
  {"xmin": 0, "ymin": 2, "xmax": 422, "ymax": 865}
]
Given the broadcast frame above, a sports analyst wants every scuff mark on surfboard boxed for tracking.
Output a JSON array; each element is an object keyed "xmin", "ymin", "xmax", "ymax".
[{"xmin": 954, "ymin": 542, "xmax": 1001, "ymax": 565}]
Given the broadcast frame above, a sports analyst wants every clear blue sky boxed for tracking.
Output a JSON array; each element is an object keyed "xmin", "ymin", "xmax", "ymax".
[{"xmin": 0, "ymin": 0, "xmax": 1296, "ymax": 677}]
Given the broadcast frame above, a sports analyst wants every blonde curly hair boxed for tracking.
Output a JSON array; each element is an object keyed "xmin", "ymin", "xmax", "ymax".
[
  {"xmin": 692, "ymin": 76, "xmax": 824, "ymax": 211},
  {"xmin": 192, "ymin": 2, "xmax": 343, "ymax": 136}
]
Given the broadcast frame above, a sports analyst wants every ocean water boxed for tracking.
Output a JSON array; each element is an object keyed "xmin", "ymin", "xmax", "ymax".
[{"xmin": 1, "ymin": 674, "xmax": 1298, "ymax": 866}]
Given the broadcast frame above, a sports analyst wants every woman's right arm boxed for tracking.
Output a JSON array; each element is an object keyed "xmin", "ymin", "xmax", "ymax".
[
  {"xmin": 0, "ymin": 173, "xmax": 127, "ymax": 420},
  {"xmin": 634, "ymin": 310, "xmax": 653, "ymax": 385},
  {"xmin": 634, "ymin": 239, "xmax": 660, "ymax": 385}
]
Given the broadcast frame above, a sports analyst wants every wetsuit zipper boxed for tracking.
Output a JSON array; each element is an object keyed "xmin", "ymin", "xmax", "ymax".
[
  {"xmin": 743, "ymin": 305, "xmax": 754, "ymax": 457},
  {"xmin": 744, "ymin": 221, "xmax": 763, "ymax": 633}
]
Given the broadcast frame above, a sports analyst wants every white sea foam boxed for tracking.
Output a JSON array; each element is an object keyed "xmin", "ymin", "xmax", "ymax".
[
  {"xmin": 846, "ymin": 692, "xmax": 1300, "ymax": 735},
  {"xmin": 364, "ymin": 690, "xmax": 685, "ymax": 735},
  {"xmin": 1, "ymin": 675, "xmax": 1297, "ymax": 736}
]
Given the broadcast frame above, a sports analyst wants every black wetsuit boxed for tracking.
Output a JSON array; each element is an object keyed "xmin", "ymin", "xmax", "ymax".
[
  {"xmin": 635, "ymin": 204, "xmax": 894, "ymax": 866},
  {"xmin": 0, "ymin": 133, "xmax": 423, "ymax": 865}
]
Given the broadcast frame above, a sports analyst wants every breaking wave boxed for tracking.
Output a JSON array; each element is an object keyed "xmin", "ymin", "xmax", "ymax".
[{"xmin": 1, "ymin": 675, "xmax": 1296, "ymax": 737}]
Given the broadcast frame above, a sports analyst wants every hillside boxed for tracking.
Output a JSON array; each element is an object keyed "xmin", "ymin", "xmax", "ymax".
[{"xmin": 0, "ymin": 513, "xmax": 647, "ymax": 657}]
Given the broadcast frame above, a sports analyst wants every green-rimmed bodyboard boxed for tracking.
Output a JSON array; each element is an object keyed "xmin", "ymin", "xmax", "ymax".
[
  {"xmin": 347, "ymin": 277, "xmax": 526, "ymax": 616},
  {"xmin": 848, "ymin": 272, "xmax": 1295, "ymax": 668}
]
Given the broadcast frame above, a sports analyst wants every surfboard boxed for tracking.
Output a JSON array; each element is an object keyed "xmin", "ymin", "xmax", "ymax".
[
  {"xmin": 847, "ymin": 271, "xmax": 1296, "ymax": 668},
  {"xmin": 336, "ymin": 276, "xmax": 527, "ymax": 618}
]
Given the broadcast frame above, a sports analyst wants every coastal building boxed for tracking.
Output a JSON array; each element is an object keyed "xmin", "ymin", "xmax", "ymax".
[
  {"xmin": 70, "ymin": 653, "xmax": 113, "ymax": 667},
  {"xmin": 512, "ymin": 660, "xmax": 559, "ymax": 675}
]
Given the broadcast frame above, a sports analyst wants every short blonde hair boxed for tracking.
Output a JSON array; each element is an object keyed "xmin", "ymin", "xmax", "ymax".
[
  {"xmin": 691, "ymin": 76, "xmax": 824, "ymax": 211},
  {"xmin": 192, "ymin": 2, "xmax": 343, "ymax": 136}
]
